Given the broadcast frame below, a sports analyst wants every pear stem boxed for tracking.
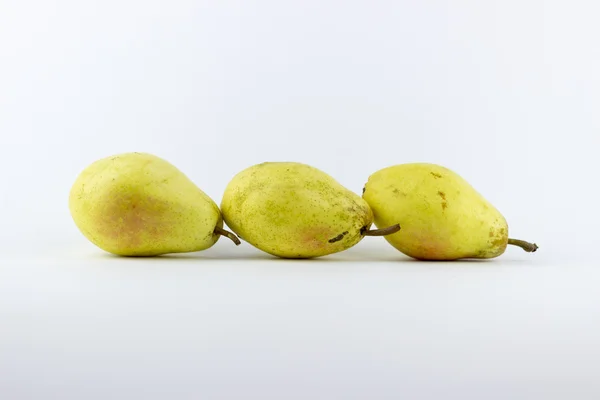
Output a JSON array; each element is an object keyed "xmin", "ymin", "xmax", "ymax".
[
  {"xmin": 214, "ymin": 226, "xmax": 241, "ymax": 245},
  {"xmin": 362, "ymin": 224, "xmax": 401, "ymax": 236},
  {"xmin": 507, "ymin": 238, "xmax": 538, "ymax": 253}
]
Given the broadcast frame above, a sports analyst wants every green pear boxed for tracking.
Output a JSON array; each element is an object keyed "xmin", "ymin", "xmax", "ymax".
[
  {"xmin": 362, "ymin": 163, "xmax": 537, "ymax": 260},
  {"xmin": 69, "ymin": 152, "xmax": 239, "ymax": 256},
  {"xmin": 220, "ymin": 162, "xmax": 399, "ymax": 259}
]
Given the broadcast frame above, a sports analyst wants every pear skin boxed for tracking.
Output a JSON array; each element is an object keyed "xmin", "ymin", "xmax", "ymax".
[
  {"xmin": 69, "ymin": 152, "xmax": 239, "ymax": 256},
  {"xmin": 363, "ymin": 163, "xmax": 537, "ymax": 260},
  {"xmin": 220, "ymin": 162, "xmax": 379, "ymax": 259}
]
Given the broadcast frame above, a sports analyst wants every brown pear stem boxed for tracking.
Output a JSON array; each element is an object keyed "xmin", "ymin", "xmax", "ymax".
[
  {"xmin": 215, "ymin": 226, "xmax": 241, "ymax": 245},
  {"xmin": 362, "ymin": 224, "xmax": 401, "ymax": 236},
  {"xmin": 508, "ymin": 238, "xmax": 538, "ymax": 253}
]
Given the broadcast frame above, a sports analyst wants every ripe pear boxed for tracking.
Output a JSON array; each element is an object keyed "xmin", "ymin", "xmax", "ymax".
[
  {"xmin": 220, "ymin": 162, "xmax": 399, "ymax": 259},
  {"xmin": 362, "ymin": 163, "xmax": 537, "ymax": 261},
  {"xmin": 69, "ymin": 152, "xmax": 240, "ymax": 256}
]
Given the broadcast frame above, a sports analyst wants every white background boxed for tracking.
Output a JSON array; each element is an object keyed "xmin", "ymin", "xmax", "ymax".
[{"xmin": 1, "ymin": 1, "xmax": 599, "ymax": 399}]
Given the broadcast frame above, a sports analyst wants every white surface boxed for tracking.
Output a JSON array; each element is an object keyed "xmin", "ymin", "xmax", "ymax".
[
  {"xmin": 1, "ymin": 0, "xmax": 599, "ymax": 398},
  {"xmin": 2, "ymin": 246, "xmax": 599, "ymax": 400}
]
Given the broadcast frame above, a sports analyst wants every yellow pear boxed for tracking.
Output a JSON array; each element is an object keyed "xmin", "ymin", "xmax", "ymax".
[
  {"xmin": 362, "ymin": 163, "xmax": 537, "ymax": 260},
  {"xmin": 220, "ymin": 162, "xmax": 399, "ymax": 259},
  {"xmin": 69, "ymin": 152, "xmax": 239, "ymax": 256}
]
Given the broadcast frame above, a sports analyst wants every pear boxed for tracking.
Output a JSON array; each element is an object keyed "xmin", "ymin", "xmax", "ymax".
[
  {"xmin": 362, "ymin": 163, "xmax": 537, "ymax": 260},
  {"xmin": 220, "ymin": 162, "xmax": 399, "ymax": 259},
  {"xmin": 69, "ymin": 152, "xmax": 240, "ymax": 256}
]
